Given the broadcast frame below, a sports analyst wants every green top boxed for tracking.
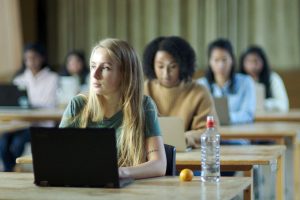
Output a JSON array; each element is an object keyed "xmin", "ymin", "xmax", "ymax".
[{"xmin": 59, "ymin": 95, "xmax": 161, "ymax": 144}]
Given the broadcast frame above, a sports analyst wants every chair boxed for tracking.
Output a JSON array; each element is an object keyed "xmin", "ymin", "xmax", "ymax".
[{"xmin": 164, "ymin": 144, "xmax": 176, "ymax": 176}]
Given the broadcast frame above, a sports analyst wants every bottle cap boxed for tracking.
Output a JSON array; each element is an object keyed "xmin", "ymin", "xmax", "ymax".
[{"xmin": 206, "ymin": 116, "xmax": 215, "ymax": 128}]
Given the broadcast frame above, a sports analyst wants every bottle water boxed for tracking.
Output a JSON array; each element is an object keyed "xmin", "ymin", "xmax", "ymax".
[{"xmin": 201, "ymin": 115, "xmax": 220, "ymax": 182}]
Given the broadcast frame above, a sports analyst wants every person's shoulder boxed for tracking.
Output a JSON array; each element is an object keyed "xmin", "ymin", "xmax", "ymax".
[
  {"xmin": 67, "ymin": 94, "xmax": 88, "ymax": 113},
  {"xmin": 270, "ymin": 71, "xmax": 281, "ymax": 80},
  {"xmin": 143, "ymin": 95, "xmax": 158, "ymax": 111},
  {"xmin": 46, "ymin": 68, "xmax": 59, "ymax": 78},
  {"xmin": 196, "ymin": 77, "xmax": 209, "ymax": 87},
  {"xmin": 185, "ymin": 80, "xmax": 209, "ymax": 93},
  {"xmin": 71, "ymin": 94, "xmax": 87, "ymax": 106},
  {"xmin": 235, "ymin": 73, "xmax": 253, "ymax": 83}
]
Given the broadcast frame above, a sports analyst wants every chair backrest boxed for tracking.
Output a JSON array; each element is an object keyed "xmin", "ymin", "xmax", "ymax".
[{"xmin": 164, "ymin": 144, "xmax": 176, "ymax": 176}]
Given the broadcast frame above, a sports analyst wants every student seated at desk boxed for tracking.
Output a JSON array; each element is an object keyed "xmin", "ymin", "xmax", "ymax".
[
  {"xmin": 197, "ymin": 38, "xmax": 256, "ymax": 124},
  {"xmin": 239, "ymin": 46, "xmax": 289, "ymax": 112},
  {"xmin": 60, "ymin": 50, "xmax": 89, "ymax": 92},
  {"xmin": 58, "ymin": 50, "xmax": 90, "ymax": 106},
  {"xmin": 143, "ymin": 36, "xmax": 219, "ymax": 148},
  {"xmin": 59, "ymin": 38, "xmax": 166, "ymax": 179},
  {"xmin": 0, "ymin": 43, "xmax": 58, "ymax": 172}
]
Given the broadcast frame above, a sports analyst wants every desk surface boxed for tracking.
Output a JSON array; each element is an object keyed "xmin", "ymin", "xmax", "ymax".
[
  {"xmin": 255, "ymin": 109, "xmax": 300, "ymax": 122},
  {"xmin": 177, "ymin": 145, "xmax": 285, "ymax": 166},
  {"xmin": 0, "ymin": 108, "xmax": 64, "ymax": 122},
  {"xmin": 0, "ymin": 121, "xmax": 30, "ymax": 135},
  {"xmin": 220, "ymin": 122, "xmax": 300, "ymax": 138},
  {"xmin": 0, "ymin": 173, "xmax": 251, "ymax": 200},
  {"xmin": 17, "ymin": 145, "xmax": 286, "ymax": 166}
]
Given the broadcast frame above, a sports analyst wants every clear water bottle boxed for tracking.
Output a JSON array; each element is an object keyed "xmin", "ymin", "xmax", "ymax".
[{"xmin": 201, "ymin": 115, "xmax": 220, "ymax": 182}]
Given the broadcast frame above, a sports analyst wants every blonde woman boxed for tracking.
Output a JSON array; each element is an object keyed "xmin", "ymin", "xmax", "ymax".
[{"xmin": 59, "ymin": 38, "xmax": 166, "ymax": 179}]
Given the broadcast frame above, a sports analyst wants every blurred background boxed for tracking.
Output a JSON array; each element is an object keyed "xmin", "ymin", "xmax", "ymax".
[{"xmin": 0, "ymin": 0, "xmax": 299, "ymax": 107}]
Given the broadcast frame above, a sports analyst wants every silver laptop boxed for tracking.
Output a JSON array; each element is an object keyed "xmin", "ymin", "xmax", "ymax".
[
  {"xmin": 255, "ymin": 83, "xmax": 265, "ymax": 113},
  {"xmin": 213, "ymin": 97, "xmax": 231, "ymax": 125},
  {"xmin": 158, "ymin": 117, "xmax": 191, "ymax": 152}
]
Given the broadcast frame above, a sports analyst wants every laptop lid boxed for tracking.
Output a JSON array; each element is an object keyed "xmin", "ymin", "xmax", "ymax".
[
  {"xmin": 255, "ymin": 83, "xmax": 265, "ymax": 113},
  {"xmin": 158, "ymin": 117, "xmax": 191, "ymax": 152},
  {"xmin": 30, "ymin": 127, "xmax": 132, "ymax": 188},
  {"xmin": 214, "ymin": 97, "xmax": 231, "ymax": 125},
  {"xmin": 0, "ymin": 84, "xmax": 30, "ymax": 108}
]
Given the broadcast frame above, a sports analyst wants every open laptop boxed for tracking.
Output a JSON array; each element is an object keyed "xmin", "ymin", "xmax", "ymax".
[
  {"xmin": 0, "ymin": 84, "xmax": 31, "ymax": 109},
  {"xmin": 255, "ymin": 83, "xmax": 265, "ymax": 113},
  {"xmin": 213, "ymin": 97, "xmax": 231, "ymax": 126},
  {"xmin": 30, "ymin": 127, "xmax": 133, "ymax": 188},
  {"xmin": 158, "ymin": 117, "xmax": 191, "ymax": 152}
]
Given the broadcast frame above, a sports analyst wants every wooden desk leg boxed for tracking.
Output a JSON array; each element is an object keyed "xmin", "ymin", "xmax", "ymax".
[
  {"xmin": 243, "ymin": 168, "xmax": 253, "ymax": 200},
  {"xmin": 294, "ymin": 141, "xmax": 300, "ymax": 200},
  {"xmin": 276, "ymin": 154, "xmax": 285, "ymax": 200}
]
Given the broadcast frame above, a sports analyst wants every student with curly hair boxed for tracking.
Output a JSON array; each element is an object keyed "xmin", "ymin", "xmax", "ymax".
[
  {"xmin": 143, "ymin": 36, "xmax": 218, "ymax": 148},
  {"xmin": 240, "ymin": 46, "xmax": 289, "ymax": 112},
  {"xmin": 60, "ymin": 38, "xmax": 166, "ymax": 179}
]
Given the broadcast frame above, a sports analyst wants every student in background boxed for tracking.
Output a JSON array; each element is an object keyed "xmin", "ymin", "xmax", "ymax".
[
  {"xmin": 0, "ymin": 43, "xmax": 58, "ymax": 171},
  {"xmin": 59, "ymin": 38, "xmax": 166, "ymax": 179},
  {"xmin": 197, "ymin": 38, "xmax": 256, "ymax": 124},
  {"xmin": 58, "ymin": 50, "xmax": 89, "ymax": 106},
  {"xmin": 143, "ymin": 36, "xmax": 219, "ymax": 148},
  {"xmin": 240, "ymin": 46, "xmax": 289, "ymax": 112},
  {"xmin": 60, "ymin": 50, "xmax": 89, "ymax": 91}
]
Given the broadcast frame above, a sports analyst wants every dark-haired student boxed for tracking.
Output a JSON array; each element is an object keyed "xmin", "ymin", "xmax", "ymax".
[
  {"xmin": 143, "ymin": 36, "xmax": 219, "ymax": 148},
  {"xmin": 59, "ymin": 38, "xmax": 166, "ymax": 179},
  {"xmin": 0, "ymin": 43, "xmax": 58, "ymax": 171},
  {"xmin": 197, "ymin": 38, "xmax": 256, "ymax": 125},
  {"xmin": 240, "ymin": 46, "xmax": 289, "ymax": 112},
  {"xmin": 60, "ymin": 50, "xmax": 90, "ymax": 91}
]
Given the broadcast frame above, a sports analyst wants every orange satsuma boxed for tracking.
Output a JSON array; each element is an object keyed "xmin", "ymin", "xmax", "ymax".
[{"xmin": 179, "ymin": 168, "xmax": 193, "ymax": 181}]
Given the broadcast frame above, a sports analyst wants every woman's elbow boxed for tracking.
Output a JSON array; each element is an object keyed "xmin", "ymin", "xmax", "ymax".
[
  {"xmin": 157, "ymin": 160, "xmax": 167, "ymax": 177},
  {"xmin": 154, "ymin": 157, "xmax": 167, "ymax": 177}
]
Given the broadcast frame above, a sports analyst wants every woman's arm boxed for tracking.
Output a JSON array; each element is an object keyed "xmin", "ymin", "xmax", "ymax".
[
  {"xmin": 265, "ymin": 72, "xmax": 289, "ymax": 112},
  {"xmin": 184, "ymin": 83, "xmax": 220, "ymax": 148},
  {"xmin": 118, "ymin": 136, "xmax": 166, "ymax": 179},
  {"xmin": 229, "ymin": 76, "xmax": 256, "ymax": 124}
]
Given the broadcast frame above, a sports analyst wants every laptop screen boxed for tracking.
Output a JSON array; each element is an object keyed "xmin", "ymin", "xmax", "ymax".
[
  {"xmin": 30, "ymin": 127, "xmax": 127, "ymax": 188},
  {"xmin": 0, "ymin": 84, "xmax": 30, "ymax": 108}
]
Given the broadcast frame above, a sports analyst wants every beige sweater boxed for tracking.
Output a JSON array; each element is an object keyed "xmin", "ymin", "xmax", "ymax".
[{"xmin": 144, "ymin": 79, "xmax": 219, "ymax": 147}]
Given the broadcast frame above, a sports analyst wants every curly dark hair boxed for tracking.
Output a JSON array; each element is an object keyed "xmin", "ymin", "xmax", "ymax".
[
  {"xmin": 239, "ymin": 46, "xmax": 272, "ymax": 98},
  {"xmin": 205, "ymin": 38, "xmax": 236, "ymax": 94},
  {"xmin": 143, "ymin": 36, "xmax": 196, "ymax": 81},
  {"xmin": 60, "ymin": 50, "xmax": 89, "ymax": 85}
]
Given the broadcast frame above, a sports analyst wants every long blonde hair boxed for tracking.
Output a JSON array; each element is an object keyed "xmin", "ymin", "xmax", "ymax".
[{"xmin": 77, "ymin": 38, "xmax": 145, "ymax": 167}]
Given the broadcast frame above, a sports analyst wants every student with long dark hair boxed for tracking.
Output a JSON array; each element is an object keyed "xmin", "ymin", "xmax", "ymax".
[
  {"xmin": 197, "ymin": 38, "xmax": 256, "ymax": 124},
  {"xmin": 60, "ymin": 50, "xmax": 89, "ymax": 86},
  {"xmin": 240, "ymin": 46, "xmax": 289, "ymax": 112}
]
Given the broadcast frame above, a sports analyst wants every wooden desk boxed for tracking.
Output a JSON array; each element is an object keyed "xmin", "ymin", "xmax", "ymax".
[
  {"xmin": 0, "ymin": 121, "xmax": 30, "ymax": 136},
  {"xmin": 0, "ymin": 108, "xmax": 64, "ymax": 122},
  {"xmin": 255, "ymin": 109, "xmax": 300, "ymax": 122},
  {"xmin": 220, "ymin": 122, "xmax": 300, "ymax": 200},
  {"xmin": 177, "ymin": 145, "xmax": 285, "ymax": 200},
  {"xmin": 0, "ymin": 173, "xmax": 251, "ymax": 200}
]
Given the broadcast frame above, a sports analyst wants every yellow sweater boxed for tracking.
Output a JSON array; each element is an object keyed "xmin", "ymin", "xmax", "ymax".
[{"xmin": 144, "ymin": 79, "xmax": 219, "ymax": 147}]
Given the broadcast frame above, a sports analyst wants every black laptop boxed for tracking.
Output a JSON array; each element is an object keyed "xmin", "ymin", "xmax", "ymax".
[
  {"xmin": 30, "ymin": 127, "xmax": 133, "ymax": 188},
  {"xmin": 0, "ymin": 84, "xmax": 31, "ymax": 108}
]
